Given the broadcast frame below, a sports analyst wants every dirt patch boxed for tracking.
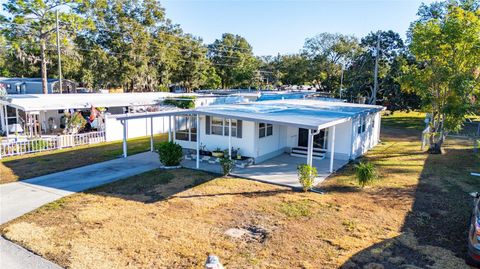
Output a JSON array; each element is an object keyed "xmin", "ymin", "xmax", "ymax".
[{"xmin": 225, "ymin": 225, "xmax": 270, "ymax": 243}]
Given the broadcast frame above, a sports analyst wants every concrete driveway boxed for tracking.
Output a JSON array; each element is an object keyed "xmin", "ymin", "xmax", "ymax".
[{"xmin": 0, "ymin": 151, "xmax": 160, "ymax": 269}]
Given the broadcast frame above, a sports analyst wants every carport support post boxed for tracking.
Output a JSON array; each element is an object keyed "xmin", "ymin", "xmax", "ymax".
[
  {"xmin": 307, "ymin": 129, "xmax": 313, "ymax": 166},
  {"xmin": 4, "ymin": 105, "xmax": 9, "ymax": 139},
  {"xmin": 228, "ymin": 118, "xmax": 232, "ymax": 159},
  {"xmin": 150, "ymin": 117, "xmax": 154, "ymax": 152},
  {"xmin": 15, "ymin": 108, "xmax": 19, "ymax": 133},
  {"xmin": 329, "ymin": 125, "xmax": 336, "ymax": 173},
  {"xmin": 168, "ymin": 116, "xmax": 172, "ymax": 142},
  {"xmin": 122, "ymin": 120, "xmax": 127, "ymax": 158},
  {"xmin": 196, "ymin": 114, "xmax": 200, "ymax": 169}
]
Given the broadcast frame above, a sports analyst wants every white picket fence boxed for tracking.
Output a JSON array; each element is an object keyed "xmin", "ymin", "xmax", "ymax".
[{"xmin": 0, "ymin": 131, "xmax": 106, "ymax": 159}]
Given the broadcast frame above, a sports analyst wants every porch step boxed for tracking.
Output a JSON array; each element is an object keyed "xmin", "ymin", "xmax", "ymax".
[
  {"xmin": 293, "ymin": 146, "xmax": 327, "ymax": 153},
  {"xmin": 290, "ymin": 147, "xmax": 326, "ymax": 160}
]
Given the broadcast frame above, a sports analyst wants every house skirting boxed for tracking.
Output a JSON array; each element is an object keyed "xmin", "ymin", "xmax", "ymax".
[{"xmin": 255, "ymin": 147, "xmax": 288, "ymax": 163}]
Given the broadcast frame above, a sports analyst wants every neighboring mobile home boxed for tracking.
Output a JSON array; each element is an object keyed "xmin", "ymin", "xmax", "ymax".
[
  {"xmin": 0, "ymin": 77, "xmax": 77, "ymax": 94},
  {"xmin": 0, "ymin": 92, "xmax": 254, "ymax": 139}
]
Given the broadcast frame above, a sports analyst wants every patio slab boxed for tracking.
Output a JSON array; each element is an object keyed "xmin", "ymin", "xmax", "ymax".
[{"xmin": 183, "ymin": 153, "xmax": 349, "ymax": 188}]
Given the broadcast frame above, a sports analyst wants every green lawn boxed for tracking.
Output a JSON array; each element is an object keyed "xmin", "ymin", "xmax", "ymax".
[
  {"xmin": 0, "ymin": 134, "xmax": 167, "ymax": 184},
  {"xmin": 381, "ymin": 111, "xmax": 426, "ymax": 131}
]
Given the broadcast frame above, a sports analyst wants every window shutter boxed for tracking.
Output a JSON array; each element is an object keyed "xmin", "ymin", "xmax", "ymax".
[
  {"xmin": 237, "ymin": 120, "xmax": 242, "ymax": 138},
  {"xmin": 206, "ymin": 115, "xmax": 211, "ymax": 135}
]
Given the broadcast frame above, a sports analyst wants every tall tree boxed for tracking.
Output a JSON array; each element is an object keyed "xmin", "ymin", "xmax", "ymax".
[
  {"xmin": 1, "ymin": 0, "xmax": 87, "ymax": 93},
  {"xmin": 77, "ymin": 0, "xmax": 168, "ymax": 92},
  {"xmin": 302, "ymin": 33, "xmax": 360, "ymax": 92},
  {"xmin": 346, "ymin": 30, "xmax": 407, "ymax": 104},
  {"xmin": 401, "ymin": 1, "xmax": 480, "ymax": 153},
  {"xmin": 172, "ymin": 35, "xmax": 215, "ymax": 92},
  {"xmin": 208, "ymin": 33, "xmax": 259, "ymax": 89},
  {"xmin": 276, "ymin": 54, "xmax": 310, "ymax": 86}
]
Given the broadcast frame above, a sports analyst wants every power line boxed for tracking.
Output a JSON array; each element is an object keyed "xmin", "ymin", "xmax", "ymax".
[
  {"xmin": 1, "ymin": 21, "xmax": 255, "ymax": 53},
  {"xmin": 3, "ymin": 21, "xmax": 264, "ymax": 69},
  {"xmin": 42, "ymin": 46, "xmax": 259, "ymax": 68},
  {"xmin": 44, "ymin": 43, "xmax": 250, "ymax": 63}
]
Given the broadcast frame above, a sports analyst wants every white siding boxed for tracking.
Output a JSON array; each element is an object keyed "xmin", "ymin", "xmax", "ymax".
[
  {"xmin": 255, "ymin": 123, "xmax": 288, "ymax": 162},
  {"xmin": 175, "ymin": 112, "xmax": 382, "ymax": 162},
  {"xmin": 351, "ymin": 112, "xmax": 380, "ymax": 159},
  {"xmin": 326, "ymin": 120, "xmax": 353, "ymax": 160},
  {"xmin": 104, "ymin": 114, "xmax": 170, "ymax": 141},
  {"xmin": 285, "ymin": 125, "xmax": 299, "ymax": 149},
  {"xmin": 176, "ymin": 116, "xmax": 257, "ymax": 158}
]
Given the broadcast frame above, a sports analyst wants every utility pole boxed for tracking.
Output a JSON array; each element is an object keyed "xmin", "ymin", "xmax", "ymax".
[
  {"xmin": 56, "ymin": 9, "xmax": 63, "ymax": 94},
  {"xmin": 372, "ymin": 31, "xmax": 381, "ymax": 104},
  {"xmin": 339, "ymin": 64, "xmax": 344, "ymax": 99}
]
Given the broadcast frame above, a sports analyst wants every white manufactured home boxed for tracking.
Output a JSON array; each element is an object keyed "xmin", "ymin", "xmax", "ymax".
[
  {"xmin": 0, "ymin": 93, "xmax": 251, "ymax": 139},
  {"xmin": 118, "ymin": 99, "xmax": 385, "ymax": 187}
]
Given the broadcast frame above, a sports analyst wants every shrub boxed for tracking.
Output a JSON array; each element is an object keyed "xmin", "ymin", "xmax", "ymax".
[
  {"xmin": 156, "ymin": 141, "xmax": 183, "ymax": 167},
  {"xmin": 163, "ymin": 96, "xmax": 196, "ymax": 109},
  {"xmin": 297, "ymin": 164, "xmax": 318, "ymax": 192},
  {"xmin": 355, "ymin": 161, "xmax": 378, "ymax": 188},
  {"xmin": 64, "ymin": 112, "xmax": 87, "ymax": 134},
  {"xmin": 219, "ymin": 153, "xmax": 234, "ymax": 176}
]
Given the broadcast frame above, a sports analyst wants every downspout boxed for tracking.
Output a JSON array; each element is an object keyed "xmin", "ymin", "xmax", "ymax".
[
  {"xmin": 308, "ymin": 128, "xmax": 322, "ymax": 165},
  {"xmin": 350, "ymin": 116, "xmax": 356, "ymax": 160}
]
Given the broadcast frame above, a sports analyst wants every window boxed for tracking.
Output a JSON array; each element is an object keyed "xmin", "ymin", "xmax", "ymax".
[
  {"xmin": 225, "ymin": 120, "xmax": 237, "ymax": 137},
  {"xmin": 175, "ymin": 116, "xmax": 197, "ymax": 142},
  {"xmin": 259, "ymin": 123, "xmax": 273, "ymax": 138},
  {"xmin": 211, "ymin": 117, "xmax": 224, "ymax": 135},
  {"xmin": 210, "ymin": 117, "xmax": 237, "ymax": 137},
  {"xmin": 358, "ymin": 117, "xmax": 366, "ymax": 134}
]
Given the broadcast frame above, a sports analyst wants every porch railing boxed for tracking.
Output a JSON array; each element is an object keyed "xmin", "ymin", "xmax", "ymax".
[{"xmin": 0, "ymin": 131, "xmax": 106, "ymax": 159}]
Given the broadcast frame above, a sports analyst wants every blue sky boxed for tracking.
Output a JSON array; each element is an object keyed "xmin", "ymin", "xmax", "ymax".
[{"xmin": 162, "ymin": 0, "xmax": 434, "ymax": 56}]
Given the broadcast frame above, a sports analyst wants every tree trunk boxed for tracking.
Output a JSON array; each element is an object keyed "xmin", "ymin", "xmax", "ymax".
[
  {"xmin": 40, "ymin": 39, "xmax": 48, "ymax": 94},
  {"xmin": 428, "ymin": 138, "xmax": 444, "ymax": 154},
  {"xmin": 428, "ymin": 116, "xmax": 445, "ymax": 154}
]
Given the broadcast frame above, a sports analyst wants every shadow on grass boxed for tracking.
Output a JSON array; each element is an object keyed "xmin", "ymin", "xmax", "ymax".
[
  {"xmin": 174, "ymin": 189, "xmax": 292, "ymax": 199},
  {"xmin": 340, "ymin": 146, "xmax": 480, "ymax": 268},
  {"xmin": 88, "ymin": 168, "xmax": 292, "ymax": 204}
]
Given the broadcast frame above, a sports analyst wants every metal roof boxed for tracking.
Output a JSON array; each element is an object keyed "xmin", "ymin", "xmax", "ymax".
[
  {"xmin": 0, "ymin": 92, "xmax": 261, "ymax": 111},
  {"xmin": 0, "ymin": 77, "xmax": 62, "ymax": 83},
  {"xmin": 193, "ymin": 99, "xmax": 384, "ymax": 129},
  {"xmin": 0, "ymin": 93, "xmax": 177, "ymax": 111},
  {"xmin": 116, "ymin": 99, "xmax": 385, "ymax": 130}
]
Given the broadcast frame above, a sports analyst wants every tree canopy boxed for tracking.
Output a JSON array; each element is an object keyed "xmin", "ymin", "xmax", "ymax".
[
  {"xmin": 0, "ymin": 0, "xmax": 476, "ymax": 127},
  {"xmin": 1, "ymin": 0, "xmax": 88, "ymax": 93},
  {"xmin": 208, "ymin": 33, "xmax": 259, "ymax": 89},
  {"xmin": 401, "ymin": 0, "xmax": 480, "ymax": 152}
]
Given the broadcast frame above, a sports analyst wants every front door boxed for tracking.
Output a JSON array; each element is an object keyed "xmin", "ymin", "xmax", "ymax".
[{"xmin": 298, "ymin": 128, "xmax": 327, "ymax": 149}]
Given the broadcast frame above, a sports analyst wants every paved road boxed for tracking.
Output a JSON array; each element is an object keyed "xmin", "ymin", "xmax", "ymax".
[{"xmin": 0, "ymin": 152, "xmax": 160, "ymax": 269}]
